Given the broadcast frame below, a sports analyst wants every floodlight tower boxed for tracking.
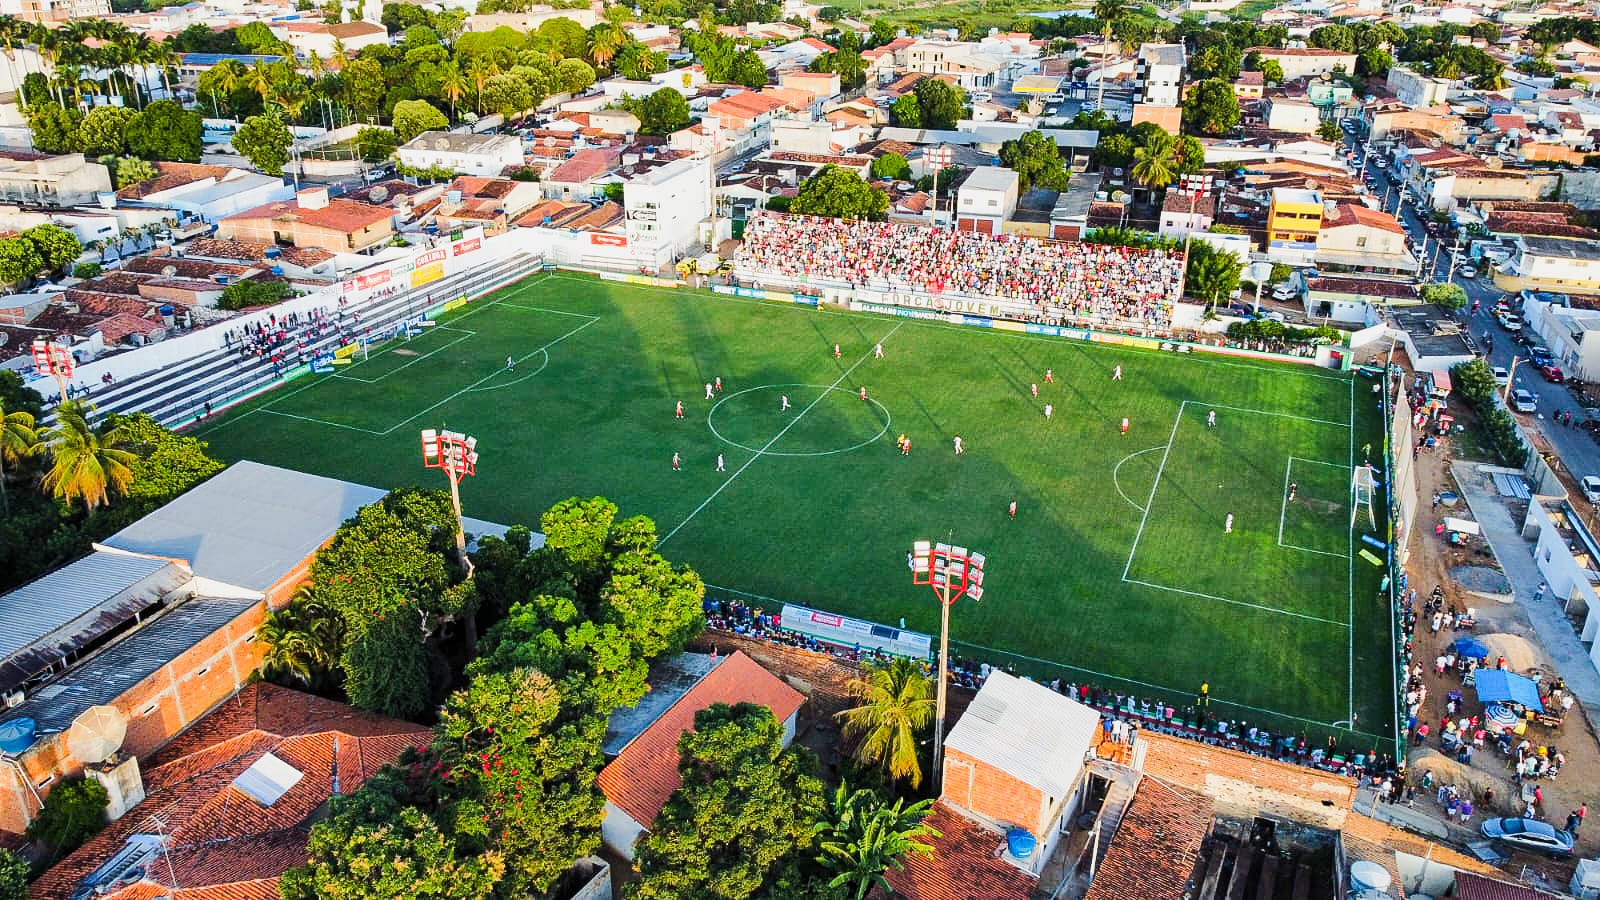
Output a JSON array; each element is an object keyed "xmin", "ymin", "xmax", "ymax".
[
  {"xmin": 910, "ymin": 540, "xmax": 987, "ymax": 789},
  {"xmin": 421, "ymin": 428, "xmax": 479, "ymax": 578},
  {"xmin": 31, "ymin": 339, "xmax": 73, "ymax": 403}
]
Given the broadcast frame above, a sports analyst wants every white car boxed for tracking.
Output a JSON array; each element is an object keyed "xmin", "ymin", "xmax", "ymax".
[
  {"xmin": 1492, "ymin": 365, "xmax": 1510, "ymax": 386},
  {"xmin": 1512, "ymin": 389, "xmax": 1538, "ymax": 413},
  {"xmin": 1271, "ymin": 283, "xmax": 1298, "ymax": 302},
  {"xmin": 1498, "ymin": 313, "xmax": 1524, "ymax": 332},
  {"xmin": 1045, "ymin": 92, "xmax": 1066, "ymax": 102},
  {"xmin": 1582, "ymin": 475, "xmax": 1600, "ymax": 504},
  {"xmin": 970, "ymin": 91, "xmax": 992, "ymax": 102},
  {"xmin": 1459, "ymin": 264, "xmax": 1478, "ymax": 279}
]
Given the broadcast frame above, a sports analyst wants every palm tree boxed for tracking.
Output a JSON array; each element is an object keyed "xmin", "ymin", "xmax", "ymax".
[
  {"xmin": 815, "ymin": 786, "xmax": 939, "ymax": 900},
  {"xmin": 1131, "ymin": 129, "xmax": 1179, "ymax": 194},
  {"xmin": 0, "ymin": 16, "xmax": 26, "ymax": 112},
  {"xmin": 41, "ymin": 400, "xmax": 136, "ymax": 513},
  {"xmin": 258, "ymin": 586, "xmax": 345, "ymax": 689},
  {"xmin": 586, "ymin": 22, "xmax": 625, "ymax": 70},
  {"xmin": 467, "ymin": 57, "xmax": 495, "ymax": 114},
  {"xmin": 1092, "ymin": 0, "xmax": 1124, "ymax": 110},
  {"xmin": 835, "ymin": 657, "xmax": 935, "ymax": 788},
  {"xmin": 0, "ymin": 400, "xmax": 39, "ymax": 515},
  {"xmin": 247, "ymin": 60, "xmax": 274, "ymax": 106},
  {"xmin": 440, "ymin": 61, "xmax": 467, "ymax": 120}
]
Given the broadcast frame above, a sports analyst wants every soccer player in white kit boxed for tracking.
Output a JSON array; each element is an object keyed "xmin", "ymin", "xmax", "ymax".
[
  {"xmin": 1112, "ymin": 365, "xmax": 1122, "ymax": 381},
  {"xmin": 780, "ymin": 395, "xmax": 791, "ymax": 411},
  {"xmin": 716, "ymin": 454, "xmax": 725, "ymax": 472},
  {"xmin": 953, "ymin": 435, "xmax": 964, "ymax": 454},
  {"xmin": 705, "ymin": 383, "xmax": 714, "ymax": 399},
  {"xmin": 1044, "ymin": 404, "xmax": 1053, "ymax": 418},
  {"xmin": 874, "ymin": 343, "xmax": 884, "ymax": 358}
]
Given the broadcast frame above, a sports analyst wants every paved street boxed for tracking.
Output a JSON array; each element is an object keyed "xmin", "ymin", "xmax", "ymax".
[{"xmin": 1343, "ymin": 130, "xmax": 1600, "ymax": 485}]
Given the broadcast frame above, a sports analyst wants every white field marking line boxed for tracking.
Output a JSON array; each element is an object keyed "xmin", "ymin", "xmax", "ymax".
[
  {"xmin": 258, "ymin": 408, "xmax": 387, "ymax": 435},
  {"xmin": 1112, "ymin": 446, "xmax": 1166, "ymax": 513},
  {"xmin": 1201, "ymin": 402, "xmax": 1351, "ymax": 428},
  {"xmin": 492, "ymin": 301, "xmax": 602, "ymax": 318},
  {"xmin": 658, "ymin": 322, "xmax": 904, "ymax": 547},
  {"xmin": 464, "ymin": 349, "xmax": 550, "ymax": 392},
  {"xmin": 191, "ymin": 276, "xmax": 563, "ymax": 435},
  {"xmin": 1123, "ymin": 577, "xmax": 1351, "ymax": 627},
  {"xmin": 950, "ymin": 638, "xmax": 1392, "ymax": 739},
  {"xmin": 1278, "ymin": 456, "xmax": 1355, "ymax": 557},
  {"xmin": 1347, "ymin": 375, "xmax": 1356, "ymax": 727},
  {"xmin": 376, "ymin": 315, "xmax": 602, "ymax": 435},
  {"xmin": 332, "ymin": 328, "xmax": 479, "ymax": 384},
  {"xmin": 543, "ymin": 272, "xmax": 1356, "ymax": 384},
  {"xmin": 1122, "ymin": 400, "xmax": 1187, "ymax": 579}
]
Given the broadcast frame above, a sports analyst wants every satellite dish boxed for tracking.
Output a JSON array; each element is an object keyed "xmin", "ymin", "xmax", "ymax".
[
  {"xmin": 1110, "ymin": 190, "xmax": 1129, "ymax": 202},
  {"xmin": 67, "ymin": 705, "xmax": 127, "ymax": 765},
  {"xmin": 161, "ymin": 265, "xmax": 177, "ymax": 276},
  {"xmin": 1306, "ymin": 178, "xmax": 1318, "ymax": 190}
]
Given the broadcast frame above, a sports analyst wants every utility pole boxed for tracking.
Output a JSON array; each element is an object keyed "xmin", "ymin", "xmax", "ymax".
[{"xmin": 1503, "ymin": 356, "xmax": 1523, "ymax": 405}]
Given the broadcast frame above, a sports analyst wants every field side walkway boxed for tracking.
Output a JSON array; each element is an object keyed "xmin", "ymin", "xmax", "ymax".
[{"xmin": 1450, "ymin": 461, "xmax": 1600, "ymax": 741}]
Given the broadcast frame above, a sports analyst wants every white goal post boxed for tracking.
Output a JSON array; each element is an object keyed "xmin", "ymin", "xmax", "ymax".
[{"xmin": 1351, "ymin": 464, "xmax": 1377, "ymax": 530}]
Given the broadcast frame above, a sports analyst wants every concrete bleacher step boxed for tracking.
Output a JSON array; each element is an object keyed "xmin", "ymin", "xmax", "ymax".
[{"xmin": 49, "ymin": 253, "xmax": 544, "ymax": 429}]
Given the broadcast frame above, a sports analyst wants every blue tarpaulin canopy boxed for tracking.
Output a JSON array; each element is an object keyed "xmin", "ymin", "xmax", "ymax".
[
  {"xmin": 1474, "ymin": 669, "xmax": 1544, "ymax": 712},
  {"xmin": 1452, "ymin": 636, "xmax": 1490, "ymax": 659}
]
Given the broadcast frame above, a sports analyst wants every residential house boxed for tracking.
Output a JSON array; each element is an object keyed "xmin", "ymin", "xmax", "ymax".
[
  {"xmin": 1387, "ymin": 66, "xmax": 1453, "ymax": 108},
  {"xmin": 779, "ymin": 70, "xmax": 841, "ymax": 103},
  {"xmin": 1303, "ymin": 275, "xmax": 1417, "ymax": 323},
  {"xmin": 272, "ymin": 20, "xmax": 387, "ymax": 57},
  {"xmin": 28, "ymin": 684, "xmax": 431, "ymax": 900},
  {"xmin": 757, "ymin": 37, "xmax": 835, "ymax": 72},
  {"xmin": 881, "ymin": 802, "xmax": 1038, "ymax": 900},
  {"xmin": 1493, "ymin": 235, "xmax": 1600, "ymax": 293},
  {"xmin": 1263, "ymin": 94, "xmax": 1322, "ymax": 134},
  {"xmin": 939, "ymin": 671, "xmax": 1102, "ymax": 877},
  {"xmin": 903, "ymin": 40, "xmax": 1005, "ymax": 91},
  {"xmin": 397, "ymin": 131, "xmax": 524, "ymax": 178},
  {"xmin": 707, "ymin": 90, "xmax": 792, "ymax": 134},
  {"xmin": 1159, "ymin": 191, "xmax": 1216, "ymax": 239},
  {"xmin": 0, "ymin": 0, "xmax": 109, "ymax": 25},
  {"xmin": 1050, "ymin": 172, "xmax": 1101, "ymax": 241},
  {"xmin": 218, "ymin": 187, "xmax": 393, "ymax": 254},
  {"xmin": 597, "ymin": 651, "xmax": 804, "ymax": 860},
  {"xmin": 0, "ymin": 152, "xmax": 112, "ymax": 208},
  {"xmin": 543, "ymin": 147, "xmax": 622, "ymax": 201},
  {"xmin": 1315, "ymin": 202, "xmax": 1419, "ymax": 275},
  {"xmin": 434, "ymin": 176, "xmax": 544, "ymax": 235},
  {"xmin": 956, "ymin": 167, "xmax": 1019, "ymax": 234},
  {"xmin": 1081, "ymin": 779, "xmax": 1215, "ymax": 900},
  {"xmin": 1247, "ymin": 46, "xmax": 1357, "ymax": 80},
  {"xmin": 1266, "ymin": 186, "xmax": 1324, "ymax": 264},
  {"xmin": 1234, "ymin": 70, "xmax": 1265, "ymax": 100},
  {"xmin": 1364, "ymin": 103, "xmax": 1466, "ymax": 143}
]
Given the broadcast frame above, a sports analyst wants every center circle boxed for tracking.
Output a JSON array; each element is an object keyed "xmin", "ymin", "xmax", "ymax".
[{"xmin": 708, "ymin": 383, "xmax": 892, "ymax": 457}]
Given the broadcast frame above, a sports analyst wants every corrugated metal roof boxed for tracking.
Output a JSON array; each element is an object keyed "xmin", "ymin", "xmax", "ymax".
[
  {"xmin": 101, "ymin": 461, "xmax": 388, "ymax": 592},
  {"xmin": 944, "ymin": 671, "xmax": 1100, "ymax": 797},
  {"xmin": 0, "ymin": 552, "xmax": 187, "ymax": 695},
  {"xmin": 0, "ymin": 596, "xmax": 260, "ymax": 735}
]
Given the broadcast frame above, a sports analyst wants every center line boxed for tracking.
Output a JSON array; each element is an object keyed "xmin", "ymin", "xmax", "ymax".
[{"xmin": 658, "ymin": 322, "xmax": 904, "ymax": 546}]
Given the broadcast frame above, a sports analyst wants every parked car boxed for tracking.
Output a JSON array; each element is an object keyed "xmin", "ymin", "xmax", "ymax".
[
  {"xmin": 1459, "ymin": 264, "xmax": 1478, "ymax": 279},
  {"xmin": 1582, "ymin": 475, "xmax": 1600, "ymax": 504},
  {"xmin": 1498, "ymin": 313, "xmax": 1524, "ymax": 332},
  {"xmin": 1271, "ymin": 283, "xmax": 1298, "ymax": 301},
  {"xmin": 1540, "ymin": 364, "xmax": 1566, "ymax": 383},
  {"xmin": 1492, "ymin": 365, "xmax": 1511, "ymax": 386},
  {"xmin": 1529, "ymin": 345, "xmax": 1554, "ymax": 365},
  {"xmin": 1512, "ymin": 389, "xmax": 1538, "ymax": 413},
  {"xmin": 1480, "ymin": 818, "xmax": 1574, "ymax": 855},
  {"xmin": 1045, "ymin": 92, "xmax": 1066, "ymax": 102}
]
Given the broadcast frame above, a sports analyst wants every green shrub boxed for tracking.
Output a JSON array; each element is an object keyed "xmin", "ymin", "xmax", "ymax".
[
  {"xmin": 26, "ymin": 777, "xmax": 108, "ymax": 863},
  {"xmin": 71, "ymin": 262, "xmax": 102, "ymax": 279}
]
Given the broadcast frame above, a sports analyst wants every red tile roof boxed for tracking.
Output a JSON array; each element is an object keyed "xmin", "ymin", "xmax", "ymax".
[
  {"xmin": 877, "ymin": 802, "xmax": 1036, "ymax": 900},
  {"xmin": 1083, "ymin": 778, "xmax": 1212, "ymax": 900},
  {"xmin": 1452, "ymin": 871, "xmax": 1563, "ymax": 900},
  {"xmin": 547, "ymin": 148, "xmax": 622, "ymax": 185},
  {"xmin": 1321, "ymin": 202, "xmax": 1406, "ymax": 235},
  {"xmin": 597, "ymin": 651, "xmax": 803, "ymax": 827},
  {"xmin": 33, "ymin": 684, "xmax": 429, "ymax": 900},
  {"xmin": 222, "ymin": 197, "xmax": 391, "ymax": 235}
]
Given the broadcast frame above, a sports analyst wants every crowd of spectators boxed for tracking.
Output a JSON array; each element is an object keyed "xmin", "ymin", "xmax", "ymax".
[{"xmin": 734, "ymin": 214, "xmax": 1184, "ymax": 330}]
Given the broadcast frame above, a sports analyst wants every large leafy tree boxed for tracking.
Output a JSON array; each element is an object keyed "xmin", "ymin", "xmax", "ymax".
[
  {"xmin": 1185, "ymin": 240, "xmax": 1243, "ymax": 307},
  {"xmin": 21, "ymin": 224, "xmax": 80, "ymax": 275},
  {"xmin": 730, "ymin": 49, "xmax": 769, "ymax": 88},
  {"xmin": 234, "ymin": 112, "xmax": 293, "ymax": 176},
  {"xmin": 43, "ymin": 401, "xmax": 137, "ymax": 513},
  {"xmin": 433, "ymin": 667, "xmax": 608, "ymax": 897},
  {"xmin": 792, "ymin": 166, "xmax": 888, "ymax": 221},
  {"xmin": 835, "ymin": 658, "xmax": 934, "ymax": 788},
  {"xmin": 342, "ymin": 604, "xmax": 431, "ymax": 718},
  {"xmin": 911, "ymin": 77, "xmax": 965, "ymax": 130},
  {"xmin": 814, "ymin": 786, "xmax": 938, "ymax": 900},
  {"xmin": 106, "ymin": 413, "xmax": 225, "ymax": 507},
  {"xmin": 889, "ymin": 94, "xmax": 921, "ymax": 128},
  {"xmin": 633, "ymin": 87, "xmax": 690, "ymax": 134},
  {"xmin": 393, "ymin": 98, "xmax": 448, "ymax": 142},
  {"xmin": 0, "ymin": 399, "xmax": 38, "ymax": 515},
  {"xmin": 26, "ymin": 777, "xmax": 108, "ymax": 864},
  {"xmin": 78, "ymin": 105, "xmax": 137, "ymax": 157},
  {"xmin": 632, "ymin": 703, "xmax": 827, "ymax": 900},
  {"xmin": 24, "ymin": 101, "xmax": 82, "ymax": 154},
  {"xmin": 357, "ymin": 126, "xmax": 399, "ymax": 163},
  {"xmin": 125, "ymin": 100, "xmax": 201, "ymax": 162},
  {"xmin": 999, "ymin": 130, "xmax": 1069, "ymax": 192},
  {"xmin": 1182, "ymin": 79, "xmax": 1240, "ymax": 137}
]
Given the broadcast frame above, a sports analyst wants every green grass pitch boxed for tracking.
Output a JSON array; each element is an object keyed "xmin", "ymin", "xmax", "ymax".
[{"xmin": 196, "ymin": 271, "xmax": 1393, "ymax": 741}]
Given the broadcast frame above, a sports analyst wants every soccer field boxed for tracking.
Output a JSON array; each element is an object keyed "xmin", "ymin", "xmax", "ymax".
[{"xmin": 196, "ymin": 270, "xmax": 1393, "ymax": 742}]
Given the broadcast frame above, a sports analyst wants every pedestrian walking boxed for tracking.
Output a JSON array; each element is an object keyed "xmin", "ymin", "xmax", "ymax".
[
  {"xmin": 874, "ymin": 342, "xmax": 884, "ymax": 359},
  {"xmin": 1533, "ymin": 582, "xmax": 1546, "ymax": 602}
]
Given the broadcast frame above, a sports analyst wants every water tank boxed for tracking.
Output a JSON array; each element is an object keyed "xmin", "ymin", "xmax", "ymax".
[
  {"xmin": 159, "ymin": 305, "xmax": 175, "ymax": 326},
  {"xmin": 270, "ymin": 266, "xmax": 284, "ymax": 276},
  {"xmin": 1350, "ymin": 861, "xmax": 1392, "ymax": 894},
  {"xmin": 263, "ymin": 247, "xmax": 281, "ymax": 259},
  {"xmin": 1005, "ymin": 828, "xmax": 1036, "ymax": 860},
  {"xmin": 0, "ymin": 718, "xmax": 37, "ymax": 755}
]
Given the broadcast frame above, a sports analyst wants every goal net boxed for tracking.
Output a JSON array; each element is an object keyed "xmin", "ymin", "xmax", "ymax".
[{"xmin": 1351, "ymin": 464, "xmax": 1377, "ymax": 530}]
